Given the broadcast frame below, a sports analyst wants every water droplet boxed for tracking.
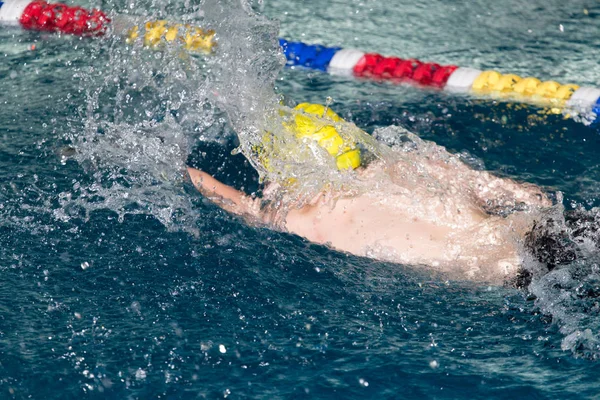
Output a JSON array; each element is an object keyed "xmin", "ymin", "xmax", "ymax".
[
  {"xmin": 323, "ymin": 96, "xmax": 334, "ymax": 117},
  {"xmin": 135, "ymin": 368, "xmax": 147, "ymax": 380}
]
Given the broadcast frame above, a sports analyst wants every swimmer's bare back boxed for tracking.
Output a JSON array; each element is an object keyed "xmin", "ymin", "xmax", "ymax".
[{"xmin": 187, "ymin": 163, "xmax": 550, "ymax": 284}]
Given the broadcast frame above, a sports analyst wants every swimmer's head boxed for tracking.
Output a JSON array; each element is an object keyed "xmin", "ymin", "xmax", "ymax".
[
  {"xmin": 251, "ymin": 102, "xmax": 363, "ymax": 183},
  {"xmin": 291, "ymin": 103, "xmax": 361, "ymax": 170}
]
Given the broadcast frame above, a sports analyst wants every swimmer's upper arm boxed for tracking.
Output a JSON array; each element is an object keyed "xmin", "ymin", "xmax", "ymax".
[{"xmin": 187, "ymin": 167, "xmax": 263, "ymax": 220}]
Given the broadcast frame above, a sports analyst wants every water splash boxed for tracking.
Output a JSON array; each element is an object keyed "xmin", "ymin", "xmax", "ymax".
[
  {"xmin": 372, "ymin": 125, "xmax": 600, "ymax": 357},
  {"xmin": 526, "ymin": 207, "xmax": 600, "ymax": 359},
  {"xmin": 59, "ymin": 0, "xmax": 283, "ymax": 229}
]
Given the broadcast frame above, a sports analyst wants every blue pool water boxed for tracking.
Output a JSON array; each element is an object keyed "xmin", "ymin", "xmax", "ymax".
[{"xmin": 2, "ymin": 0, "xmax": 600, "ymax": 398}]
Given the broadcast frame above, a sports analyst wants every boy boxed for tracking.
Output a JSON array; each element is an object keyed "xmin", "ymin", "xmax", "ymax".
[{"xmin": 187, "ymin": 103, "xmax": 590, "ymax": 286}]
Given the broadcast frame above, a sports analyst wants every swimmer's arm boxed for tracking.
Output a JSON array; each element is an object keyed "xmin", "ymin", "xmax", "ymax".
[
  {"xmin": 187, "ymin": 167, "xmax": 263, "ymax": 220},
  {"xmin": 468, "ymin": 168, "xmax": 552, "ymax": 208}
]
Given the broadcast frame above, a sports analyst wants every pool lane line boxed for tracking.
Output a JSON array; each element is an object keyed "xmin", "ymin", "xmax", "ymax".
[
  {"xmin": 1, "ymin": 0, "xmax": 599, "ymax": 123},
  {"xmin": 279, "ymin": 39, "xmax": 600, "ymax": 124}
]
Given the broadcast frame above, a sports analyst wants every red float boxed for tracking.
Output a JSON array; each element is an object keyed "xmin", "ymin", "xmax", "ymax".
[
  {"xmin": 19, "ymin": 1, "xmax": 109, "ymax": 36},
  {"xmin": 353, "ymin": 53, "xmax": 457, "ymax": 87}
]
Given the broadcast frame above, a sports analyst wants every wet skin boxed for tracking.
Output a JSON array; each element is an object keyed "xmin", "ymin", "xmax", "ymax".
[{"xmin": 187, "ymin": 148, "xmax": 550, "ymax": 284}]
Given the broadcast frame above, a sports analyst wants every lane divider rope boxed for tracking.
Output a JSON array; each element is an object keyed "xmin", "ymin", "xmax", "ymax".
[
  {"xmin": 1, "ymin": 0, "xmax": 598, "ymax": 123},
  {"xmin": 278, "ymin": 38, "xmax": 600, "ymax": 123}
]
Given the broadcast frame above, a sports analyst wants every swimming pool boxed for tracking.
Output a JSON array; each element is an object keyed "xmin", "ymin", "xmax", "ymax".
[{"xmin": 2, "ymin": 0, "xmax": 600, "ymax": 398}]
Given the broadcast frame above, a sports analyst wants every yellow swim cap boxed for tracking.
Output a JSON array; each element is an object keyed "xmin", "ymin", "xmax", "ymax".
[
  {"xmin": 290, "ymin": 103, "xmax": 361, "ymax": 170},
  {"xmin": 252, "ymin": 103, "xmax": 361, "ymax": 178}
]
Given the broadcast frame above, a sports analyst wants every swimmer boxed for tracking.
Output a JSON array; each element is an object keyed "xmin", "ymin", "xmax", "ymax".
[{"xmin": 187, "ymin": 103, "xmax": 598, "ymax": 286}]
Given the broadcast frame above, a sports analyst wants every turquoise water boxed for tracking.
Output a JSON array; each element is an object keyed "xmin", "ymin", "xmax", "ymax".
[{"xmin": 2, "ymin": 0, "xmax": 600, "ymax": 398}]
